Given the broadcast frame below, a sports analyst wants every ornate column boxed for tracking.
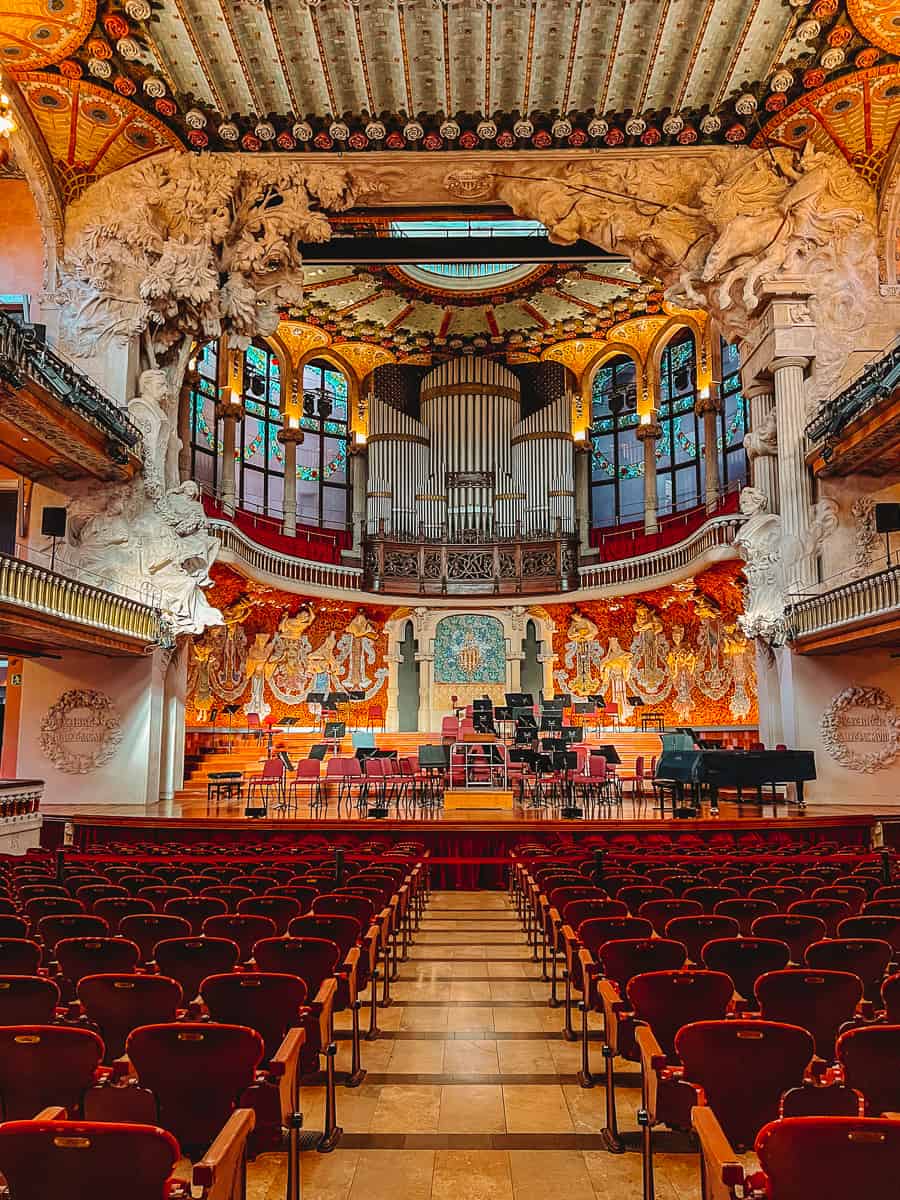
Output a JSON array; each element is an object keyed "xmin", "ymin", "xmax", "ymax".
[
  {"xmin": 744, "ymin": 381, "xmax": 778, "ymax": 512},
  {"xmin": 772, "ymin": 355, "xmax": 813, "ymax": 589},
  {"xmin": 538, "ymin": 651, "xmax": 556, "ymax": 701},
  {"xmin": 636, "ymin": 417, "xmax": 661, "ymax": 535},
  {"xmin": 277, "ymin": 421, "xmax": 303, "ymax": 537},
  {"xmin": 573, "ymin": 441, "xmax": 592, "ymax": 556},
  {"xmin": 696, "ymin": 390, "xmax": 722, "ymax": 513},
  {"xmin": 350, "ymin": 444, "xmax": 368, "ymax": 555},
  {"xmin": 217, "ymin": 349, "xmax": 244, "ymax": 516},
  {"xmin": 159, "ymin": 643, "xmax": 188, "ymax": 801},
  {"xmin": 416, "ymin": 652, "xmax": 434, "ymax": 731}
]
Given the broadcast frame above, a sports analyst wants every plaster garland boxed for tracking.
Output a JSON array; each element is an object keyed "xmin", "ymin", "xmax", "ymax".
[
  {"xmin": 39, "ymin": 688, "xmax": 122, "ymax": 775},
  {"xmin": 820, "ymin": 686, "xmax": 900, "ymax": 774}
]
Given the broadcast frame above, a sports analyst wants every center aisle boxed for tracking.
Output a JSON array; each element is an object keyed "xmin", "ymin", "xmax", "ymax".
[{"xmin": 249, "ymin": 891, "xmax": 700, "ymax": 1200}]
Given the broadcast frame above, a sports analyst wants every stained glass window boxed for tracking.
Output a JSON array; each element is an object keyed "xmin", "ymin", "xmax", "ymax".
[
  {"xmin": 719, "ymin": 337, "xmax": 747, "ymax": 491},
  {"xmin": 237, "ymin": 341, "xmax": 284, "ymax": 515},
  {"xmin": 657, "ymin": 330, "xmax": 702, "ymax": 516},
  {"xmin": 298, "ymin": 359, "xmax": 350, "ymax": 529},
  {"xmin": 589, "ymin": 354, "xmax": 643, "ymax": 525},
  {"xmin": 188, "ymin": 339, "xmax": 220, "ymax": 493}
]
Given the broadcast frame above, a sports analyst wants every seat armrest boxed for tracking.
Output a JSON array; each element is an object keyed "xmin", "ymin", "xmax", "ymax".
[
  {"xmin": 691, "ymin": 1105, "xmax": 745, "ymax": 1200},
  {"xmin": 596, "ymin": 977, "xmax": 625, "ymax": 1046},
  {"xmin": 193, "ymin": 1108, "xmax": 256, "ymax": 1200},
  {"xmin": 33, "ymin": 1106, "xmax": 67, "ymax": 1121},
  {"xmin": 363, "ymin": 925, "xmax": 380, "ymax": 974},
  {"xmin": 560, "ymin": 924, "xmax": 578, "ymax": 972},
  {"xmin": 314, "ymin": 977, "xmax": 338, "ymax": 1047},
  {"xmin": 634, "ymin": 1023, "xmax": 666, "ymax": 1123},
  {"xmin": 342, "ymin": 944, "xmax": 360, "ymax": 1000},
  {"xmin": 548, "ymin": 907, "xmax": 561, "ymax": 945},
  {"xmin": 268, "ymin": 1027, "xmax": 305, "ymax": 1122}
]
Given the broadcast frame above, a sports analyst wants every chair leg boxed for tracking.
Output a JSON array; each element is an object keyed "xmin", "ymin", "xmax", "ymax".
[
  {"xmin": 577, "ymin": 998, "xmax": 594, "ymax": 1087},
  {"xmin": 346, "ymin": 999, "xmax": 366, "ymax": 1087},
  {"xmin": 366, "ymin": 969, "xmax": 380, "ymax": 1039},
  {"xmin": 286, "ymin": 1071, "xmax": 302, "ymax": 1200},
  {"xmin": 563, "ymin": 969, "xmax": 577, "ymax": 1041},
  {"xmin": 317, "ymin": 1043, "xmax": 343, "ymax": 1153},
  {"xmin": 549, "ymin": 941, "xmax": 560, "ymax": 1008},
  {"xmin": 601, "ymin": 1042, "xmax": 625, "ymax": 1152},
  {"xmin": 638, "ymin": 1075, "xmax": 655, "ymax": 1200},
  {"xmin": 380, "ymin": 943, "xmax": 392, "ymax": 1006}
]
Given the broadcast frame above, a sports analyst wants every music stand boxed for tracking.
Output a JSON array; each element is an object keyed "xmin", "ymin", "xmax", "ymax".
[
  {"xmin": 594, "ymin": 743, "xmax": 622, "ymax": 766},
  {"xmin": 308, "ymin": 744, "xmax": 328, "ymax": 761},
  {"xmin": 324, "ymin": 721, "xmax": 346, "ymax": 754},
  {"xmin": 505, "ymin": 693, "xmax": 533, "ymax": 709},
  {"xmin": 473, "ymin": 710, "xmax": 495, "ymax": 734},
  {"xmin": 223, "ymin": 703, "xmax": 241, "ymax": 749}
]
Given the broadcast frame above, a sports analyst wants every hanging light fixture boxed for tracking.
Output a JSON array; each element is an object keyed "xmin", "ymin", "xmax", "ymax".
[{"xmin": 0, "ymin": 70, "xmax": 17, "ymax": 168}]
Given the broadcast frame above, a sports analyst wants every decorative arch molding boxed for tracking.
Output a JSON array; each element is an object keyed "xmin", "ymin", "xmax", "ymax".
[
  {"xmin": 7, "ymin": 82, "xmax": 65, "ymax": 280},
  {"xmin": 877, "ymin": 127, "xmax": 900, "ymax": 296}
]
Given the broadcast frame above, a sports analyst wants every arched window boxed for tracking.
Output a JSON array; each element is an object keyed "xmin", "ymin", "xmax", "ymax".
[
  {"xmin": 298, "ymin": 359, "xmax": 350, "ymax": 530},
  {"xmin": 590, "ymin": 354, "xmax": 642, "ymax": 526},
  {"xmin": 719, "ymin": 338, "xmax": 747, "ymax": 491},
  {"xmin": 239, "ymin": 341, "xmax": 284, "ymax": 515},
  {"xmin": 188, "ymin": 339, "xmax": 220, "ymax": 493},
  {"xmin": 656, "ymin": 329, "xmax": 703, "ymax": 514}
]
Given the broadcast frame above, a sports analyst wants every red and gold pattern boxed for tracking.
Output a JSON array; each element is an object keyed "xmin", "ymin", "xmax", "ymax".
[
  {"xmin": 1, "ymin": 0, "xmax": 96, "ymax": 73},
  {"xmin": 848, "ymin": 0, "xmax": 900, "ymax": 56},
  {"xmin": 16, "ymin": 71, "xmax": 183, "ymax": 200}
]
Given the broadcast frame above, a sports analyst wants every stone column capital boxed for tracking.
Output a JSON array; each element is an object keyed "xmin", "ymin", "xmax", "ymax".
[
  {"xmin": 743, "ymin": 381, "xmax": 775, "ymax": 402},
  {"xmin": 771, "ymin": 356, "xmax": 811, "ymax": 375},
  {"xmin": 277, "ymin": 426, "xmax": 305, "ymax": 445},
  {"xmin": 635, "ymin": 420, "xmax": 662, "ymax": 442}
]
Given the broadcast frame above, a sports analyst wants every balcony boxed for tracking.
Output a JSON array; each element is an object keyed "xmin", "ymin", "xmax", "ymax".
[
  {"xmin": 363, "ymin": 523, "xmax": 578, "ymax": 596},
  {"xmin": 0, "ymin": 549, "xmax": 169, "ymax": 656},
  {"xmin": 806, "ymin": 337, "xmax": 900, "ymax": 477},
  {"xmin": 785, "ymin": 565, "xmax": 900, "ymax": 653},
  {"xmin": 0, "ymin": 312, "xmax": 142, "ymax": 484}
]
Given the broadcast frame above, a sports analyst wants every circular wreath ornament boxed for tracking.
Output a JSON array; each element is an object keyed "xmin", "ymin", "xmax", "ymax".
[
  {"xmin": 40, "ymin": 689, "xmax": 121, "ymax": 775},
  {"xmin": 820, "ymin": 686, "xmax": 900, "ymax": 774}
]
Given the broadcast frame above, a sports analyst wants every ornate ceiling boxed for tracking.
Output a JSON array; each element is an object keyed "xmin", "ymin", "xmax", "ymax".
[
  {"xmin": 3, "ymin": 0, "xmax": 900, "ymax": 194},
  {"xmin": 292, "ymin": 256, "xmax": 660, "ymax": 358}
]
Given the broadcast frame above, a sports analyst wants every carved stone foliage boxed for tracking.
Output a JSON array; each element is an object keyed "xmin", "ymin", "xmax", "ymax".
[
  {"xmin": 61, "ymin": 152, "xmax": 366, "ymax": 362},
  {"xmin": 39, "ymin": 688, "xmax": 121, "ymax": 775},
  {"xmin": 744, "ymin": 407, "xmax": 777, "ymax": 462},
  {"xmin": 821, "ymin": 686, "xmax": 900, "ymax": 774},
  {"xmin": 59, "ymin": 371, "xmax": 222, "ymax": 636},
  {"xmin": 454, "ymin": 142, "xmax": 878, "ymax": 411}
]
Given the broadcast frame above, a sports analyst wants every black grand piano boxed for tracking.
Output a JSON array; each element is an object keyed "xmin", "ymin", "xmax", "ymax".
[{"xmin": 653, "ymin": 732, "xmax": 816, "ymax": 815}]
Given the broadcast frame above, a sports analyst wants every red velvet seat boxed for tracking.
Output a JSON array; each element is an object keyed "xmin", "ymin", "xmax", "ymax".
[
  {"xmin": 883, "ymin": 971, "xmax": 900, "ymax": 1021},
  {"xmin": 788, "ymin": 898, "xmax": 853, "ymax": 937},
  {"xmin": 92, "ymin": 898, "xmax": 154, "ymax": 931},
  {"xmin": 637, "ymin": 898, "xmax": 702, "ymax": 937},
  {"xmin": 812, "ymin": 885, "xmax": 866, "ymax": 915},
  {"xmin": 682, "ymin": 885, "xmax": 740, "ymax": 910},
  {"xmin": 0, "ymin": 917, "xmax": 28, "ymax": 940},
  {"xmin": 750, "ymin": 914, "xmax": 827, "ymax": 964},
  {"xmin": 237, "ymin": 895, "xmax": 302, "ymax": 935},
  {"xmin": 627, "ymin": 969, "xmax": 734, "ymax": 1058},
  {"xmin": 678, "ymin": 1019, "xmax": 815, "ymax": 1149},
  {"xmin": 560, "ymin": 898, "xmax": 627, "ymax": 928},
  {"xmin": 117, "ymin": 914, "xmax": 192, "ymax": 963},
  {"xmin": 201, "ymin": 972, "xmax": 307, "ymax": 1059},
  {"xmin": 78, "ymin": 973, "xmax": 183, "ymax": 1060},
  {"xmin": 618, "ymin": 885, "xmax": 674, "ymax": 914},
  {"xmin": 199, "ymin": 885, "xmax": 254, "ymax": 911},
  {"xmin": 38, "ymin": 914, "xmax": 109, "ymax": 952},
  {"xmin": 755, "ymin": 969, "xmax": 863, "ymax": 1060},
  {"xmin": 0, "ymin": 1118, "xmax": 182, "ymax": 1200},
  {"xmin": 202, "ymin": 914, "xmax": 277, "ymax": 962},
  {"xmin": 837, "ymin": 1024, "xmax": 900, "ymax": 1115},
  {"xmin": 0, "ymin": 1025, "xmax": 104, "ymax": 1118},
  {"xmin": 136, "ymin": 886, "xmax": 191, "ymax": 913},
  {"xmin": 163, "ymin": 896, "xmax": 228, "ymax": 935},
  {"xmin": 701, "ymin": 937, "xmax": 791, "ymax": 1001},
  {"xmin": 754, "ymin": 1116, "xmax": 900, "ymax": 1200},
  {"xmin": 662, "ymin": 915, "xmax": 740, "ymax": 965},
  {"xmin": 713, "ymin": 897, "xmax": 778, "ymax": 935},
  {"xmin": 153, "ymin": 937, "xmax": 240, "ymax": 1003},
  {"xmin": 0, "ymin": 975, "xmax": 59, "ymax": 1025},
  {"xmin": 126, "ymin": 1023, "xmax": 263, "ymax": 1151},
  {"xmin": 838, "ymin": 914, "xmax": 900, "ymax": 954},
  {"xmin": 55, "ymin": 937, "xmax": 140, "ymax": 990},
  {"xmin": 25, "ymin": 898, "xmax": 85, "ymax": 923},
  {"xmin": 805, "ymin": 938, "xmax": 893, "ymax": 1000},
  {"xmin": 312, "ymin": 893, "xmax": 376, "ymax": 927},
  {"xmin": 267, "ymin": 885, "xmax": 320, "ymax": 912},
  {"xmin": 749, "ymin": 885, "xmax": 804, "ymax": 909},
  {"xmin": 0, "ymin": 939, "xmax": 41, "ymax": 975},
  {"xmin": 76, "ymin": 885, "xmax": 129, "ymax": 911}
]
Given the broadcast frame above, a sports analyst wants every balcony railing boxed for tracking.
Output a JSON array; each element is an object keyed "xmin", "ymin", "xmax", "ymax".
[
  {"xmin": 209, "ymin": 519, "xmax": 363, "ymax": 591},
  {"xmin": 577, "ymin": 513, "xmax": 743, "ymax": 591},
  {"xmin": 0, "ymin": 312, "xmax": 141, "ymax": 456},
  {"xmin": 785, "ymin": 564, "xmax": 900, "ymax": 643},
  {"xmin": 806, "ymin": 335, "xmax": 900, "ymax": 445},
  {"xmin": 0, "ymin": 552, "xmax": 167, "ymax": 647},
  {"xmin": 363, "ymin": 527, "xmax": 578, "ymax": 595}
]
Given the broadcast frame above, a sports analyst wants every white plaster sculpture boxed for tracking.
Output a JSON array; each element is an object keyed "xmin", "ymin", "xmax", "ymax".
[
  {"xmin": 743, "ymin": 407, "xmax": 777, "ymax": 463},
  {"xmin": 455, "ymin": 142, "xmax": 877, "ymax": 412}
]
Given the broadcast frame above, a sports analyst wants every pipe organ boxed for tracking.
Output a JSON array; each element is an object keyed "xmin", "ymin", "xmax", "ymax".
[{"xmin": 366, "ymin": 357, "xmax": 575, "ymax": 539}]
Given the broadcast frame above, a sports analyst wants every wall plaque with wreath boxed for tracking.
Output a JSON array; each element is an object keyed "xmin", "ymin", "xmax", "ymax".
[
  {"xmin": 820, "ymin": 686, "xmax": 900, "ymax": 774},
  {"xmin": 39, "ymin": 689, "xmax": 122, "ymax": 775}
]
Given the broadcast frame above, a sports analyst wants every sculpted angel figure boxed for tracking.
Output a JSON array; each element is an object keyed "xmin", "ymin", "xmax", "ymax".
[
  {"xmin": 598, "ymin": 637, "xmax": 634, "ymax": 722},
  {"xmin": 667, "ymin": 626, "xmax": 696, "ymax": 722},
  {"xmin": 342, "ymin": 608, "xmax": 379, "ymax": 690},
  {"xmin": 733, "ymin": 486, "xmax": 787, "ymax": 643},
  {"xmin": 565, "ymin": 609, "xmax": 601, "ymax": 696},
  {"xmin": 243, "ymin": 632, "xmax": 273, "ymax": 720}
]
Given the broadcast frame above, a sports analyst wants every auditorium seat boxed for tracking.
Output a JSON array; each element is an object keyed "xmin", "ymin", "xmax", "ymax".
[
  {"xmin": 750, "ymin": 914, "xmax": 828, "ymax": 964},
  {"xmin": 163, "ymin": 896, "xmax": 228, "ymax": 934},
  {"xmin": 788, "ymin": 898, "xmax": 853, "ymax": 936},
  {"xmin": 92, "ymin": 897, "xmax": 155, "ymax": 930},
  {"xmin": 38, "ymin": 914, "xmax": 109, "ymax": 953},
  {"xmin": 0, "ymin": 1025, "xmax": 105, "ymax": 1118},
  {"xmin": 55, "ymin": 937, "xmax": 141, "ymax": 994},
  {"xmin": 0, "ymin": 975, "xmax": 60, "ymax": 1025},
  {"xmin": 0, "ymin": 917, "xmax": 28, "ymax": 940},
  {"xmin": 202, "ymin": 914, "xmax": 277, "ymax": 963},
  {"xmin": 153, "ymin": 937, "xmax": 240, "ymax": 1004},
  {"xmin": 701, "ymin": 937, "xmax": 791, "ymax": 1001},
  {"xmin": 638, "ymin": 898, "xmax": 702, "ymax": 936},
  {"xmin": 663, "ymin": 915, "xmax": 740, "ymax": 965},
  {"xmin": 117, "ymin": 914, "xmax": 191, "ymax": 964},
  {"xmin": 199, "ymin": 884, "xmax": 254, "ymax": 911},
  {"xmin": 805, "ymin": 938, "xmax": 893, "ymax": 1002},
  {"xmin": 839, "ymin": 914, "xmax": 900, "ymax": 954},
  {"xmin": 753, "ymin": 1116, "xmax": 900, "ymax": 1200},
  {"xmin": 755, "ymin": 969, "xmax": 863, "ymax": 1060},
  {"xmin": 813, "ymin": 885, "xmax": 867, "ymax": 915},
  {"xmin": 713, "ymin": 897, "xmax": 778, "ymax": 935},
  {"xmin": 0, "ymin": 940, "xmax": 41, "ymax": 976},
  {"xmin": 137, "ymin": 885, "xmax": 191, "ymax": 912},
  {"xmin": 837, "ymin": 1024, "xmax": 900, "ymax": 1115},
  {"xmin": 560, "ymin": 916, "xmax": 653, "ymax": 1040},
  {"xmin": 77, "ymin": 974, "xmax": 183, "ymax": 1060}
]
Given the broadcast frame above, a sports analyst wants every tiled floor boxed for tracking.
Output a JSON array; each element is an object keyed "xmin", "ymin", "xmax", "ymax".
[{"xmin": 247, "ymin": 891, "xmax": 702, "ymax": 1200}]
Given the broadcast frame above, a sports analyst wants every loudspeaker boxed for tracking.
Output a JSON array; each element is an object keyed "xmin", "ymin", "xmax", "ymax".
[
  {"xmin": 875, "ymin": 503, "xmax": 900, "ymax": 534},
  {"xmin": 41, "ymin": 506, "xmax": 67, "ymax": 538}
]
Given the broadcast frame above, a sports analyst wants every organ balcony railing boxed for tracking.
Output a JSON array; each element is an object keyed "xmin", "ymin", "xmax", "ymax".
[
  {"xmin": 363, "ymin": 518, "xmax": 579, "ymax": 595},
  {"xmin": 785, "ymin": 563, "xmax": 900, "ymax": 646},
  {"xmin": 0, "ymin": 550, "xmax": 169, "ymax": 651},
  {"xmin": 0, "ymin": 311, "xmax": 142, "ymax": 460}
]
